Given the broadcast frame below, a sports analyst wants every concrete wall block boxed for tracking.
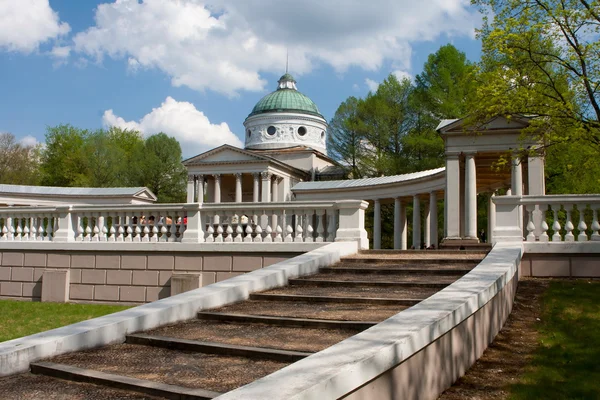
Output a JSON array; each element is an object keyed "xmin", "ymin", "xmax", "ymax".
[
  {"xmin": 263, "ymin": 256, "xmax": 289, "ymax": 268},
  {"xmin": 121, "ymin": 255, "xmax": 146, "ymax": 270},
  {"xmin": 41, "ymin": 270, "xmax": 70, "ymax": 303},
  {"xmin": 33, "ymin": 268, "xmax": 44, "ymax": 281},
  {"xmin": 203, "ymin": 255, "xmax": 232, "ymax": 271},
  {"xmin": 24, "ymin": 253, "xmax": 46, "ymax": 267},
  {"xmin": 47, "ymin": 254, "xmax": 70, "ymax": 268},
  {"xmin": 159, "ymin": 271, "xmax": 172, "ymax": 286},
  {"xmin": 70, "ymin": 284, "xmax": 94, "ymax": 300},
  {"xmin": 120, "ymin": 286, "xmax": 146, "ymax": 303},
  {"xmin": 107, "ymin": 270, "xmax": 132, "ymax": 285},
  {"xmin": 0, "ymin": 282, "xmax": 22, "ymax": 296},
  {"xmin": 96, "ymin": 255, "xmax": 120, "ymax": 270},
  {"xmin": 132, "ymin": 271, "xmax": 159, "ymax": 286},
  {"xmin": 216, "ymin": 272, "xmax": 242, "ymax": 282},
  {"xmin": 11, "ymin": 267, "xmax": 34, "ymax": 282},
  {"xmin": 531, "ymin": 258, "xmax": 570, "ymax": 277},
  {"xmin": 232, "ymin": 256, "xmax": 263, "ymax": 272},
  {"xmin": 147, "ymin": 255, "xmax": 175, "ymax": 270},
  {"xmin": 571, "ymin": 257, "xmax": 600, "ymax": 277},
  {"xmin": 146, "ymin": 286, "xmax": 170, "ymax": 302},
  {"xmin": 2, "ymin": 252, "xmax": 24, "ymax": 266},
  {"xmin": 200, "ymin": 272, "xmax": 216, "ymax": 287},
  {"xmin": 170, "ymin": 274, "xmax": 201, "ymax": 296},
  {"xmin": 70, "ymin": 269, "xmax": 82, "ymax": 284},
  {"xmin": 71, "ymin": 255, "xmax": 95, "ymax": 269},
  {"xmin": 174, "ymin": 255, "xmax": 203, "ymax": 271},
  {"xmin": 81, "ymin": 269, "xmax": 106, "ymax": 284},
  {"xmin": 23, "ymin": 282, "xmax": 42, "ymax": 298},
  {"xmin": 0, "ymin": 267, "xmax": 10, "ymax": 281},
  {"xmin": 94, "ymin": 285, "xmax": 119, "ymax": 301}
]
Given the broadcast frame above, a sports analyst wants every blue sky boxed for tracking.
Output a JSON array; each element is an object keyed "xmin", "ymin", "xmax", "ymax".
[{"xmin": 0, "ymin": 0, "xmax": 483, "ymax": 158}]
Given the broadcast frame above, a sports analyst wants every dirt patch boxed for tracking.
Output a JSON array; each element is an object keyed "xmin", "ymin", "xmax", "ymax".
[{"xmin": 439, "ymin": 278, "xmax": 548, "ymax": 399}]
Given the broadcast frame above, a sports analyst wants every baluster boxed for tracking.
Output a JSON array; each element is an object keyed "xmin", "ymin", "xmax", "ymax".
[
  {"xmin": 124, "ymin": 215, "xmax": 133, "ymax": 242},
  {"xmin": 205, "ymin": 212, "xmax": 215, "ymax": 242},
  {"xmin": 1, "ymin": 215, "xmax": 7, "ymax": 241},
  {"xmin": 150, "ymin": 212, "xmax": 159, "ymax": 242},
  {"xmin": 84, "ymin": 214, "xmax": 92, "ymax": 241},
  {"xmin": 225, "ymin": 211, "xmax": 234, "ymax": 243},
  {"xmin": 74, "ymin": 215, "xmax": 82, "ymax": 241},
  {"xmin": 327, "ymin": 210, "xmax": 337, "ymax": 242},
  {"xmin": 284, "ymin": 210, "xmax": 294, "ymax": 242},
  {"xmin": 244, "ymin": 223, "xmax": 253, "ymax": 242},
  {"xmin": 526, "ymin": 205, "xmax": 536, "ymax": 242},
  {"xmin": 116, "ymin": 213, "xmax": 124, "ymax": 242},
  {"xmin": 168, "ymin": 213, "xmax": 177, "ymax": 242},
  {"xmin": 46, "ymin": 215, "xmax": 54, "ymax": 241},
  {"xmin": 141, "ymin": 211, "xmax": 150, "ymax": 242},
  {"xmin": 91, "ymin": 214, "xmax": 100, "ymax": 242},
  {"xmin": 158, "ymin": 212, "xmax": 167, "ymax": 242},
  {"xmin": 564, "ymin": 204, "xmax": 575, "ymax": 242},
  {"xmin": 234, "ymin": 222, "xmax": 243, "ymax": 243},
  {"xmin": 22, "ymin": 216, "xmax": 30, "ymax": 241},
  {"xmin": 261, "ymin": 210, "xmax": 270, "ymax": 241},
  {"xmin": 132, "ymin": 215, "xmax": 141, "ymax": 242},
  {"xmin": 551, "ymin": 204, "xmax": 562, "ymax": 241},
  {"xmin": 100, "ymin": 214, "xmax": 108, "ymax": 242},
  {"xmin": 254, "ymin": 222, "xmax": 263, "ymax": 242},
  {"xmin": 539, "ymin": 205, "xmax": 549, "ymax": 242},
  {"xmin": 6, "ymin": 216, "xmax": 14, "ymax": 241},
  {"xmin": 315, "ymin": 210, "xmax": 325, "ymax": 242},
  {"xmin": 274, "ymin": 209, "xmax": 283, "ymax": 243},
  {"xmin": 107, "ymin": 213, "xmax": 115, "ymax": 242},
  {"xmin": 38, "ymin": 215, "xmax": 45, "ymax": 241},
  {"xmin": 577, "ymin": 205, "xmax": 589, "ymax": 241},
  {"xmin": 592, "ymin": 206, "xmax": 600, "ymax": 241},
  {"xmin": 215, "ymin": 223, "xmax": 224, "ymax": 242},
  {"xmin": 304, "ymin": 210, "xmax": 314, "ymax": 242},
  {"xmin": 295, "ymin": 210, "xmax": 304, "ymax": 242},
  {"xmin": 14, "ymin": 216, "xmax": 22, "ymax": 241},
  {"xmin": 179, "ymin": 212, "xmax": 187, "ymax": 242},
  {"xmin": 29, "ymin": 215, "xmax": 37, "ymax": 241}
]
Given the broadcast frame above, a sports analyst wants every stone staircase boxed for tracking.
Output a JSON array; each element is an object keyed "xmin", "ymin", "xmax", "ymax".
[{"xmin": 0, "ymin": 250, "xmax": 487, "ymax": 400}]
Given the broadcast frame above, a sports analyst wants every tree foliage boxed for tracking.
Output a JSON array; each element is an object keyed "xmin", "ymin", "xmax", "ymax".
[
  {"xmin": 472, "ymin": 0, "xmax": 600, "ymax": 150},
  {"xmin": 0, "ymin": 133, "xmax": 41, "ymax": 185}
]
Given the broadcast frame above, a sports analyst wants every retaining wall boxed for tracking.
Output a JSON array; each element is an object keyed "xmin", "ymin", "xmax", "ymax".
[{"xmin": 521, "ymin": 242, "xmax": 600, "ymax": 278}]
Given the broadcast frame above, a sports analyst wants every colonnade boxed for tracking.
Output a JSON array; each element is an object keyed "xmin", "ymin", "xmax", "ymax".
[
  {"xmin": 371, "ymin": 192, "xmax": 439, "ymax": 250},
  {"xmin": 187, "ymin": 172, "xmax": 282, "ymax": 204}
]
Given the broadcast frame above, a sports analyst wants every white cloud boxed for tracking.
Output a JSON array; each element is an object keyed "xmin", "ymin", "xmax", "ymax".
[
  {"xmin": 0, "ymin": 0, "xmax": 70, "ymax": 53},
  {"xmin": 19, "ymin": 135, "xmax": 39, "ymax": 147},
  {"xmin": 71, "ymin": 0, "xmax": 480, "ymax": 96},
  {"xmin": 102, "ymin": 96, "xmax": 243, "ymax": 156},
  {"xmin": 392, "ymin": 70, "xmax": 413, "ymax": 82},
  {"xmin": 365, "ymin": 78, "xmax": 379, "ymax": 92},
  {"xmin": 50, "ymin": 45, "xmax": 71, "ymax": 59}
]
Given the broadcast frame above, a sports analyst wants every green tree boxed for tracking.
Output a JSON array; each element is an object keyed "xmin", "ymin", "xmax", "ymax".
[
  {"xmin": 472, "ymin": 0, "xmax": 600, "ymax": 150},
  {"xmin": 0, "ymin": 133, "xmax": 41, "ymax": 185},
  {"xmin": 327, "ymin": 97, "xmax": 365, "ymax": 178},
  {"xmin": 415, "ymin": 44, "xmax": 477, "ymax": 120},
  {"xmin": 140, "ymin": 133, "xmax": 187, "ymax": 203},
  {"xmin": 40, "ymin": 125, "xmax": 90, "ymax": 187}
]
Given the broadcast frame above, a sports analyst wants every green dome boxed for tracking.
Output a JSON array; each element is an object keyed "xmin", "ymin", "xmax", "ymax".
[{"xmin": 248, "ymin": 74, "xmax": 323, "ymax": 118}]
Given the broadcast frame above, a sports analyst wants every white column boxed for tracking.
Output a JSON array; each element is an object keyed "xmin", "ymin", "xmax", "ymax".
[
  {"xmin": 373, "ymin": 199, "xmax": 381, "ymax": 250},
  {"xmin": 186, "ymin": 174, "xmax": 195, "ymax": 203},
  {"xmin": 465, "ymin": 153, "xmax": 477, "ymax": 239},
  {"xmin": 413, "ymin": 195, "xmax": 421, "ymax": 249},
  {"xmin": 429, "ymin": 191, "xmax": 438, "ymax": 248},
  {"xmin": 528, "ymin": 153, "xmax": 545, "ymax": 236},
  {"xmin": 444, "ymin": 153, "xmax": 461, "ymax": 239},
  {"xmin": 213, "ymin": 174, "xmax": 221, "ymax": 203},
  {"xmin": 424, "ymin": 201, "xmax": 431, "ymax": 248},
  {"xmin": 488, "ymin": 192, "xmax": 496, "ymax": 244},
  {"xmin": 394, "ymin": 197, "xmax": 402, "ymax": 250},
  {"xmin": 252, "ymin": 173, "xmax": 260, "ymax": 203},
  {"xmin": 271, "ymin": 175, "xmax": 279, "ymax": 202},
  {"xmin": 261, "ymin": 172, "xmax": 271, "ymax": 203},
  {"xmin": 235, "ymin": 173, "xmax": 242, "ymax": 203},
  {"xmin": 196, "ymin": 175, "xmax": 204, "ymax": 204},
  {"xmin": 512, "ymin": 155, "xmax": 523, "ymax": 231}
]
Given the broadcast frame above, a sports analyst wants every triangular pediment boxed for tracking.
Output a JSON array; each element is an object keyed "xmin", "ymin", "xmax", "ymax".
[
  {"xmin": 182, "ymin": 145, "xmax": 270, "ymax": 165},
  {"xmin": 133, "ymin": 188, "xmax": 157, "ymax": 201},
  {"xmin": 438, "ymin": 115, "xmax": 532, "ymax": 134}
]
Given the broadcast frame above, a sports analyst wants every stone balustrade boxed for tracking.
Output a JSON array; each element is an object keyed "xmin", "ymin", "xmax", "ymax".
[
  {"xmin": 493, "ymin": 195, "xmax": 600, "ymax": 243},
  {"xmin": 0, "ymin": 200, "xmax": 369, "ymax": 248}
]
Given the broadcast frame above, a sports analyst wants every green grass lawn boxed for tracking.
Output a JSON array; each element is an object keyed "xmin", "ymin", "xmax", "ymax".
[
  {"xmin": 510, "ymin": 280, "xmax": 600, "ymax": 400},
  {"xmin": 0, "ymin": 300, "xmax": 131, "ymax": 343}
]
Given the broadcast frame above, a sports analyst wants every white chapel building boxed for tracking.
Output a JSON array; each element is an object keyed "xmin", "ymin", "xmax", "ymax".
[{"xmin": 182, "ymin": 73, "xmax": 343, "ymax": 204}]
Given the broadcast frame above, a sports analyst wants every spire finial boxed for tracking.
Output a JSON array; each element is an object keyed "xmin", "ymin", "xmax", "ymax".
[{"xmin": 286, "ymin": 49, "xmax": 289, "ymax": 74}]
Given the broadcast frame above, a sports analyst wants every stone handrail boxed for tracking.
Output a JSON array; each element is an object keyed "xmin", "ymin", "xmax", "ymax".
[
  {"xmin": 0, "ymin": 200, "xmax": 369, "ymax": 248},
  {"xmin": 493, "ymin": 194, "xmax": 600, "ymax": 243}
]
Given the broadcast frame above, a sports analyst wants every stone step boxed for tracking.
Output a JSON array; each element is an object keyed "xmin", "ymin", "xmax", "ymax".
[
  {"xmin": 320, "ymin": 266, "xmax": 473, "ymax": 275},
  {"xmin": 126, "ymin": 333, "xmax": 312, "ymax": 362},
  {"xmin": 304, "ymin": 272, "xmax": 460, "ymax": 283},
  {"xmin": 197, "ymin": 312, "xmax": 378, "ymax": 330},
  {"xmin": 249, "ymin": 292, "xmax": 423, "ymax": 306},
  {"xmin": 340, "ymin": 257, "xmax": 482, "ymax": 265},
  {"xmin": 289, "ymin": 278, "xmax": 450, "ymax": 288},
  {"xmin": 30, "ymin": 361, "xmax": 221, "ymax": 400},
  {"xmin": 145, "ymin": 320, "xmax": 360, "ymax": 353},
  {"xmin": 208, "ymin": 299, "xmax": 406, "ymax": 322},
  {"xmin": 360, "ymin": 249, "xmax": 489, "ymax": 255},
  {"xmin": 261, "ymin": 284, "xmax": 439, "ymax": 300},
  {"xmin": 43, "ymin": 343, "xmax": 289, "ymax": 394}
]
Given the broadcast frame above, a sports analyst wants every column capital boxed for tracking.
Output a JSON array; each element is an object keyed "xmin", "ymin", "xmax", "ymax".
[
  {"xmin": 213, "ymin": 174, "xmax": 221, "ymax": 182},
  {"xmin": 235, "ymin": 173, "xmax": 243, "ymax": 180},
  {"xmin": 261, "ymin": 171, "xmax": 271, "ymax": 180},
  {"xmin": 463, "ymin": 151, "xmax": 477, "ymax": 158},
  {"xmin": 187, "ymin": 174, "xmax": 195, "ymax": 183},
  {"xmin": 196, "ymin": 174, "xmax": 204, "ymax": 182},
  {"xmin": 446, "ymin": 151, "xmax": 461, "ymax": 159}
]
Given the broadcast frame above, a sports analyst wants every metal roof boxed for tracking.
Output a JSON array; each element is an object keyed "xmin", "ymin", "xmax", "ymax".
[
  {"xmin": 0, "ymin": 184, "xmax": 151, "ymax": 197},
  {"xmin": 293, "ymin": 167, "xmax": 446, "ymax": 191}
]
